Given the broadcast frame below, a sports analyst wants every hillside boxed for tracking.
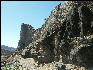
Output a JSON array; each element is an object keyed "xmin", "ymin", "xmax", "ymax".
[
  {"xmin": 1, "ymin": 45, "xmax": 16, "ymax": 67},
  {"xmin": 1, "ymin": 45, "xmax": 16, "ymax": 52},
  {"xmin": 2, "ymin": 1, "xmax": 93, "ymax": 70}
]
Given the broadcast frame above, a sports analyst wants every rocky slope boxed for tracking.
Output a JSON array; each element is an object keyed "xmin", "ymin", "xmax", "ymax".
[
  {"xmin": 1, "ymin": 45, "xmax": 16, "ymax": 63},
  {"xmin": 1, "ymin": 49, "xmax": 16, "ymax": 67},
  {"xmin": 3, "ymin": 1, "xmax": 93, "ymax": 70}
]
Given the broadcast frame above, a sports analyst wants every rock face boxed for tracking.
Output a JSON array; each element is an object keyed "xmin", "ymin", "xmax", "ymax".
[
  {"xmin": 15, "ymin": 1, "xmax": 93, "ymax": 69},
  {"xmin": 18, "ymin": 23, "xmax": 35, "ymax": 50}
]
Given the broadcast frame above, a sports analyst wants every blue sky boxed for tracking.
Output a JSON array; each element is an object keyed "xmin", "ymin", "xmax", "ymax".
[{"xmin": 1, "ymin": 1, "xmax": 64, "ymax": 48}]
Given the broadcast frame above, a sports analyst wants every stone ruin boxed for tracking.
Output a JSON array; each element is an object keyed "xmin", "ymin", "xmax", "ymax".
[{"xmin": 17, "ymin": 1, "xmax": 93, "ymax": 69}]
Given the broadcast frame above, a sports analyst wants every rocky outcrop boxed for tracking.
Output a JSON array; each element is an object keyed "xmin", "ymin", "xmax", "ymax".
[
  {"xmin": 8, "ymin": 1, "xmax": 93, "ymax": 70},
  {"xmin": 18, "ymin": 23, "xmax": 35, "ymax": 50}
]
